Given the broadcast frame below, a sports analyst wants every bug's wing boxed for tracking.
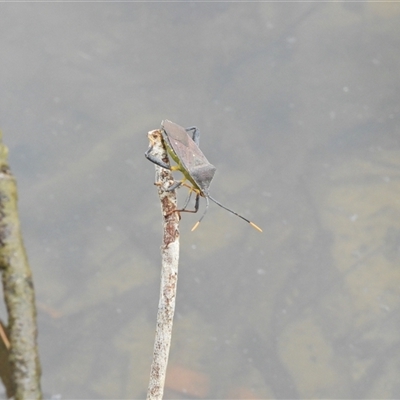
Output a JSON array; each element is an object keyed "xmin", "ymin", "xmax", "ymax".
[
  {"xmin": 190, "ymin": 163, "xmax": 216, "ymax": 193},
  {"xmin": 162, "ymin": 120, "xmax": 191, "ymax": 149},
  {"xmin": 162, "ymin": 120, "xmax": 216, "ymax": 192}
]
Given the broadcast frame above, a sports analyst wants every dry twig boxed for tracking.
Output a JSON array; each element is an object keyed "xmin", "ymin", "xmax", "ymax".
[{"xmin": 146, "ymin": 129, "xmax": 180, "ymax": 400}]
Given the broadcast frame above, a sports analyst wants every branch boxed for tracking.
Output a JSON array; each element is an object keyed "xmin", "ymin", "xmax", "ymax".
[
  {"xmin": 146, "ymin": 129, "xmax": 180, "ymax": 400},
  {"xmin": 0, "ymin": 133, "xmax": 42, "ymax": 399}
]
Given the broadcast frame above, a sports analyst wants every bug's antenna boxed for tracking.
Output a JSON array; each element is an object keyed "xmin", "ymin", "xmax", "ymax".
[
  {"xmin": 191, "ymin": 196, "xmax": 210, "ymax": 231},
  {"xmin": 207, "ymin": 195, "xmax": 262, "ymax": 232}
]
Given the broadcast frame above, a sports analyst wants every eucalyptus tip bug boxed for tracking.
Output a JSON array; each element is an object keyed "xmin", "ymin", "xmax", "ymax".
[{"xmin": 145, "ymin": 120, "xmax": 262, "ymax": 233}]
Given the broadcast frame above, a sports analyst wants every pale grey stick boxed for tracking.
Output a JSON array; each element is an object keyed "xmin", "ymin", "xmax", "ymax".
[{"xmin": 146, "ymin": 129, "xmax": 180, "ymax": 400}]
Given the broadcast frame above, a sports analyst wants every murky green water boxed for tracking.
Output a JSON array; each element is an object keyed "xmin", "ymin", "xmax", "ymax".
[{"xmin": 1, "ymin": 2, "xmax": 400, "ymax": 398}]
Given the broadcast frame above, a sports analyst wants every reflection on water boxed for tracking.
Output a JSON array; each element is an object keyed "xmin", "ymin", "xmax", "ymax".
[{"xmin": 2, "ymin": 2, "xmax": 400, "ymax": 398}]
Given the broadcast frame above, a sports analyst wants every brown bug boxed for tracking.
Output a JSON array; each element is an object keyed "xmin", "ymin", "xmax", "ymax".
[{"xmin": 145, "ymin": 120, "xmax": 262, "ymax": 232}]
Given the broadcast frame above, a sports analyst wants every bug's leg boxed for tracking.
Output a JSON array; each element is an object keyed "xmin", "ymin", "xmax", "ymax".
[
  {"xmin": 185, "ymin": 126, "xmax": 200, "ymax": 146},
  {"xmin": 177, "ymin": 192, "xmax": 200, "ymax": 214},
  {"xmin": 193, "ymin": 193, "xmax": 200, "ymax": 212},
  {"xmin": 180, "ymin": 190, "xmax": 193, "ymax": 211},
  {"xmin": 165, "ymin": 186, "xmax": 196, "ymax": 217},
  {"xmin": 145, "ymin": 145, "xmax": 171, "ymax": 170},
  {"xmin": 166, "ymin": 179, "xmax": 184, "ymax": 192},
  {"xmin": 191, "ymin": 195, "xmax": 208, "ymax": 231}
]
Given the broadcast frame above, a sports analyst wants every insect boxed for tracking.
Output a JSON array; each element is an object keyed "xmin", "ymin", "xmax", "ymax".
[{"xmin": 145, "ymin": 120, "xmax": 262, "ymax": 232}]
